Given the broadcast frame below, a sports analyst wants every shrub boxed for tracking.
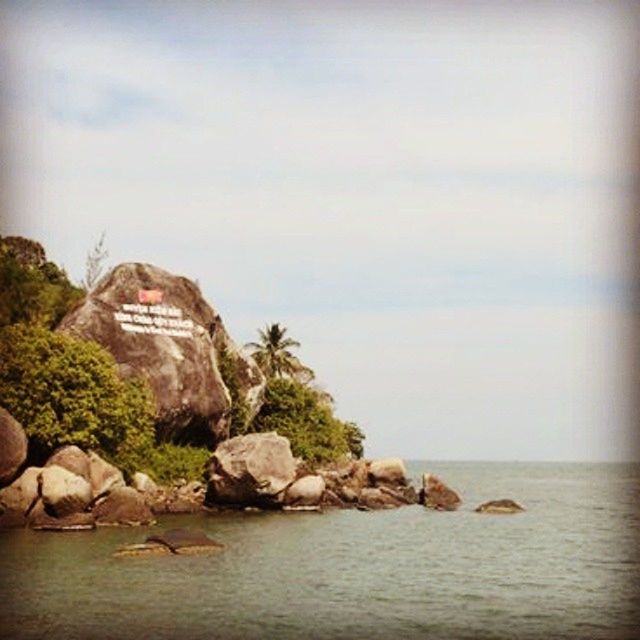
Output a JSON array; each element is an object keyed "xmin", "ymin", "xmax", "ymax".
[
  {"xmin": 0, "ymin": 324, "xmax": 156, "ymax": 476},
  {"xmin": 141, "ymin": 444, "xmax": 211, "ymax": 485},
  {"xmin": 252, "ymin": 377, "xmax": 363, "ymax": 463}
]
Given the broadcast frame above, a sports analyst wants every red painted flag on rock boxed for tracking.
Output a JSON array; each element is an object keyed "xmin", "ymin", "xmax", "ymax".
[{"xmin": 138, "ymin": 289, "xmax": 164, "ymax": 304}]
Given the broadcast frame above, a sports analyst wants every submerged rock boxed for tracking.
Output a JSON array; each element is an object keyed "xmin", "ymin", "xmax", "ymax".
[
  {"xmin": 114, "ymin": 528, "xmax": 224, "ymax": 557},
  {"xmin": 475, "ymin": 499, "xmax": 525, "ymax": 514},
  {"xmin": 0, "ymin": 407, "xmax": 28, "ymax": 486},
  {"xmin": 420, "ymin": 473, "xmax": 462, "ymax": 511},
  {"xmin": 93, "ymin": 486, "xmax": 155, "ymax": 526},
  {"xmin": 207, "ymin": 432, "xmax": 296, "ymax": 507}
]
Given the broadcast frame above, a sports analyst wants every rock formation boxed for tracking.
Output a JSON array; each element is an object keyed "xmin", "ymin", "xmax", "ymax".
[
  {"xmin": 0, "ymin": 407, "xmax": 28, "ymax": 486},
  {"xmin": 207, "ymin": 432, "xmax": 297, "ymax": 507},
  {"xmin": 92, "ymin": 486, "xmax": 155, "ymax": 526},
  {"xmin": 58, "ymin": 262, "xmax": 264, "ymax": 446},
  {"xmin": 284, "ymin": 475, "xmax": 326, "ymax": 506},
  {"xmin": 39, "ymin": 465, "xmax": 93, "ymax": 517}
]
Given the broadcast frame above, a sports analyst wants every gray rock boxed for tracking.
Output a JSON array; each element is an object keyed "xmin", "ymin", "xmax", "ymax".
[
  {"xmin": 0, "ymin": 407, "xmax": 28, "ymax": 486},
  {"xmin": 421, "ymin": 473, "xmax": 462, "ymax": 511},
  {"xmin": 57, "ymin": 262, "xmax": 233, "ymax": 444},
  {"xmin": 93, "ymin": 486, "xmax": 155, "ymax": 526},
  {"xmin": 0, "ymin": 466, "xmax": 42, "ymax": 517},
  {"xmin": 358, "ymin": 487, "xmax": 402, "ymax": 510},
  {"xmin": 284, "ymin": 475, "xmax": 326, "ymax": 506},
  {"xmin": 45, "ymin": 446, "xmax": 91, "ymax": 483},
  {"xmin": 207, "ymin": 432, "xmax": 297, "ymax": 507},
  {"xmin": 475, "ymin": 499, "xmax": 525, "ymax": 514},
  {"xmin": 368, "ymin": 458, "xmax": 408, "ymax": 487},
  {"xmin": 87, "ymin": 450, "xmax": 125, "ymax": 497},
  {"xmin": 40, "ymin": 465, "xmax": 92, "ymax": 517}
]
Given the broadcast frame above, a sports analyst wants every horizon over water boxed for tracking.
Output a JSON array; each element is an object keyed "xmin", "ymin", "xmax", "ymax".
[{"xmin": 1, "ymin": 460, "xmax": 638, "ymax": 640}]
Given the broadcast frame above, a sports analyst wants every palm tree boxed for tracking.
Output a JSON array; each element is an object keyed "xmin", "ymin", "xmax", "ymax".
[{"xmin": 245, "ymin": 323, "xmax": 314, "ymax": 382}]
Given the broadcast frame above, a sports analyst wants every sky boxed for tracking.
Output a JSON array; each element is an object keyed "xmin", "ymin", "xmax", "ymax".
[{"xmin": 1, "ymin": 1, "xmax": 638, "ymax": 461}]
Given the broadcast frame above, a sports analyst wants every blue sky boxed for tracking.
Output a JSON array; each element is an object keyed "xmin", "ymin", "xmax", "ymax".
[{"xmin": 2, "ymin": 1, "xmax": 638, "ymax": 460}]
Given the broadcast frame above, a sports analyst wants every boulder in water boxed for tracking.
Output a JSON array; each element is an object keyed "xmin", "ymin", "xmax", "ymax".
[
  {"xmin": 420, "ymin": 473, "xmax": 462, "ymax": 511},
  {"xmin": 475, "ymin": 499, "xmax": 524, "ymax": 514},
  {"xmin": 0, "ymin": 407, "xmax": 28, "ymax": 486},
  {"xmin": 30, "ymin": 511, "xmax": 96, "ymax": 531},
  {"xmin": 284, "ymin": 475, "xmax": 326, "ymax": 506},
  {"xmin": 114, "ymin": 528, "xmax": 224, "ymax": 557},
  {"xmin": 368, "ymin": 458, "xmax": 408, "ymax": 487}
]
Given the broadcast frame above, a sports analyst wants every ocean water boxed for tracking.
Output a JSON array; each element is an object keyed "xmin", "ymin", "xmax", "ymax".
[{"xmin": 1, "ymin": 462, "xmax": 638, "ymax": 640}]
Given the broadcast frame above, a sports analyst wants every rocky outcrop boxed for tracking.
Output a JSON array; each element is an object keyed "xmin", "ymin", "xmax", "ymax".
[
  {"xmin": 206, "ymin": 432, "xmax": 297, "ymax": 507},
  {"xmin": 475, "ymin": 499, "xmax": 524, "ymax": 514},
  {"xmin": 0, "ymin": 407, "xmax": 28, "ymax": 486},
  {"xmin": 148, "ymin": 481, "xmax": 206, "ymax": 514},
  {"xmin": 93, "ymin": 486, "xmax": 155, "ymax": 526},
  {"xmin": 57, "ymin": 262, "xmax": 235, "ymax": 444},
  {"xmin": 420, "ymin": 473, "xmax": 462, "ymax": 511},
  {"xmin": 40, "ymin": 465, "xmax": 93, "ymax": 517},
  {"xmin": 284, "ymin": 475, "xmax": 326, "ymax": 506},
  {"xmin": 317, "ymin": 458, "xmax": 417, "ymax": 510}
]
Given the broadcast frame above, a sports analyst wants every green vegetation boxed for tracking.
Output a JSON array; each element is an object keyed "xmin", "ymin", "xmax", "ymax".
[
  {"xmin": 141, "ymin": 444, "xmax": 211, "ymax": 485},
  {"xmin": 216, "ymin": 342, "xmax": 252, "ymax": 437},
  {"xmin": 0, "ymin": 236, "xmax": 84, "ymax": 329},
  {"xmin": 0, "ymin": 323, "xmax": 156, "ymax": 477}
]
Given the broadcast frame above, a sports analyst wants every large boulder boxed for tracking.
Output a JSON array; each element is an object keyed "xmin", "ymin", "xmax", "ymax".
[
  {"xmin": 57, "ymin": 262, "xmax": 248, "ymax": 444},
  {"xmin": 0, "ymin": 407, "xmax": 28, "ymax": 486},
  {"xmin": 284, "ymin": 475, "xmax": 326, "ymax": 506},
  {"xmin": 87, "ymin": 450, "xmax": 125, "ymax": 497},
  {"xmin": 0, "ymin": 466, "xmax": 42, "ymax": 527},
  {"xmin": 421, "ymin": 473, "xmax": 462, "ymax": 511},
  {"xmin": 92, "ymin": 486, "xmax": 155, "ymax": 526},
  {"xmin": 207, "ymin": 432, "xmax": 296, "ymax": 507},
  {"xmin": 40, "ymin": 465, "xmax": 92, "ymax": 517},
  {"xmin": 368, "ymin": 458, "xmax": 407, "ymax": 487},
  {"xmin": 45, "ymin": 446, "xmax": 91, "ymax": 483}
]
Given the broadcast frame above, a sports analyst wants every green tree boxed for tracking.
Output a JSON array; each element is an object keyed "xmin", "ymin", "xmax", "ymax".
[
  {"xmin": 0, "ymin": 324, "xmax": 156, "ymax": 477},
  {"xmin": 0, "ymin": 237, "xmax": 84, "ymax": 329},
  {"xmin": 216, "ymin": 342, "xmax": 252, "ymax": 437},
  {"xmin": 246, "ymin": 322, "xmax": 314, "ymax": 381}
]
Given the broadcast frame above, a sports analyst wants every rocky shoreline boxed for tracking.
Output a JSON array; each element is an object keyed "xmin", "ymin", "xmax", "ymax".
[{"xmin": 0, "ymin": 416, "xmax": 525, "ymax": 532}]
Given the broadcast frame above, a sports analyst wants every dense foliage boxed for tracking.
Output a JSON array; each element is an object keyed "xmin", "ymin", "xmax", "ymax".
[
  {"xmin": 0, "ymin": 324, "xmax": 156, "ymax": 477},
  {"xmin": 140, "ymin": 443, "xmax": 211, "ymax": 485},
  {"xmin": 252, "ymin": 377, "xmax": 364, "ymax": 463},
  {"xmin": 0, "ymin": 236, "xmax": 84, "ymax": 329}
]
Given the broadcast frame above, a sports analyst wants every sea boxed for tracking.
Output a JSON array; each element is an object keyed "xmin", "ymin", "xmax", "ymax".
[{"xmin": 1, "ymin": 461, "xmax": 639, "ymax": 640}]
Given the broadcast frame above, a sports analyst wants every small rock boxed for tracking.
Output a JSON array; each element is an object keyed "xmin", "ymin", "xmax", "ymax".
[{"xmin": 475, "ymin": 499, "xmax": 525, "ymax": 514}]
